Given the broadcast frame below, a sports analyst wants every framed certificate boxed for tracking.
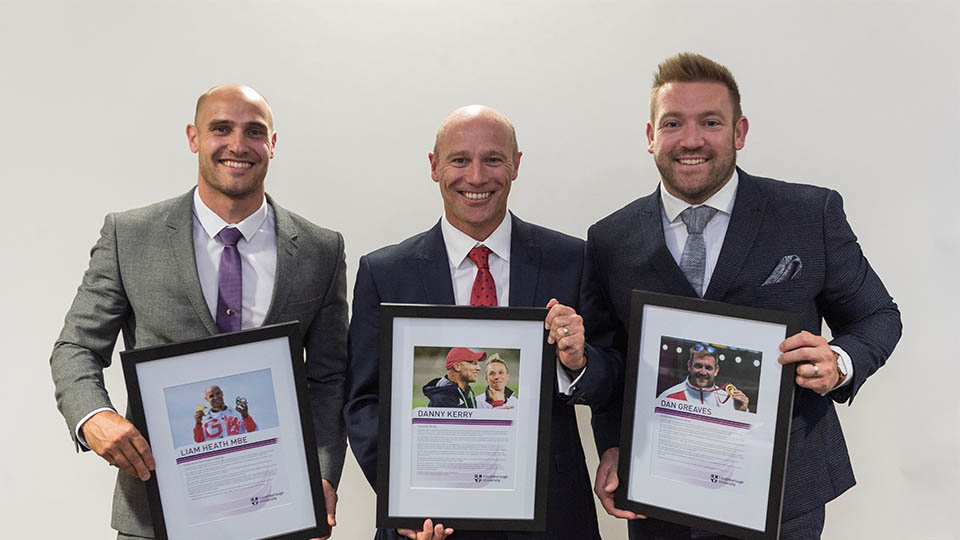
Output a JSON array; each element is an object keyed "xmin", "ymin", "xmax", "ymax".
[
  {"xmin": 120, "ymin": 322, "xmax": 329, "ymax": 540},
  {"xmin": 376, "ymin": 304, "xmax": 553, "ymax": 531},
  {"xmin": 616, "ymin": 291, "xmax": 800, "ymax": 540}
]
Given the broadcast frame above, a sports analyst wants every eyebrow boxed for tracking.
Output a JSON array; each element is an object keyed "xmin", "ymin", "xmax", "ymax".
[
  {"xmin": 660, "ymin": 109, "xmax": 727, "ymax": 121},
  {"xmin": 207, "ymin": 119, "xmax": 270, "ymax": 131},
  {"xmin": 445, "ymin": 149, "xmax": 509, "ymax": 160}
]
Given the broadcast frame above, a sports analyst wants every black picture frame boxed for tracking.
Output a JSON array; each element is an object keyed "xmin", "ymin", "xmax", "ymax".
[
  {"xmin": 120, "ymin": 322, "xmax": 329, "ymax": 540},
  {"xmin": 615, "ymin": 291, "xmax": 800, "ymax": 540},
  {"xmin": 376, "ymin": 304, "xmax": 553, "ymax": 531}
]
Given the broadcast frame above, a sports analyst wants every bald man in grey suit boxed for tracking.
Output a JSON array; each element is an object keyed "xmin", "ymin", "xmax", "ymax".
[{"xmin": 50, "ymin": 84, "xmax": 346, "ymax": 539}]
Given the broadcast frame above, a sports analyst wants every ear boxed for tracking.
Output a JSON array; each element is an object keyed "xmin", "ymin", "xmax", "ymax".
[
  {"xmin": 734, "ymin": 116, "xmax": 749, "ymax": 150},
  {"xmin": 646, "ymin": 122, "xmax": 655, "ymax": 154},
  {"xmin": 187, "ymin": 124, "xmax": 199, "ymax": 153},
  {"xmin": 268, "ymin": 131, "xmax": 277, "ymax": 159},
  {"xmin": 429, "ymin": 152, "xmax": 440, "ymax": 183},
  {"xmin": 511, "ymin": 151, "xmax": 522, "ymax": 180}
]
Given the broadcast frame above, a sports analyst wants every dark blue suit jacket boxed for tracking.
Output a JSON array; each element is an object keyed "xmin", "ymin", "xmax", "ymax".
[
  {"xmin": 581, "ymin": 169, "xmax": 901, "ymax": 527},
  {"xmin": 344, "ymin": 214, "xmax": 602, "ymax": 540}
]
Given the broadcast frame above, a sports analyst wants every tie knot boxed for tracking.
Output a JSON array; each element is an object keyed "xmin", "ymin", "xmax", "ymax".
[
  {"xmin": 218, "ymin": 227, "xmax": 243, "ymax": 247},
  {"xmin": 679, "ymin": 206, "xmax": 718, "ymax": 235},
  {"xmin": 467, "ymin": 245, "xmax": 492, "ymax": 269}
]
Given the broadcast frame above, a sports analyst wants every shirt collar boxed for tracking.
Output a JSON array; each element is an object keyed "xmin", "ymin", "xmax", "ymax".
[
  {"xmin": 685, "ymin": 380, "xmax": 720, "ymax": 394},
  {"xmin": 660, "ymin": 169, "xmax": 739, "ymax": 223},
  {"xmin": 440, "ymin": 212, "xmax": 512, "ymax": 269},
  {"xmin": 193, "ymin": 189, "xmax": 269, "ymax": 242}
]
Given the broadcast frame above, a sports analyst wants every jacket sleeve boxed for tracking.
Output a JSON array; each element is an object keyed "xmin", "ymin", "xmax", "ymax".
[
  {"xmin": 343, "ymin": 254, "xmax": 383, "ymax": 488},
  {"xmin": 303, "ymin": 231, "xmax": 349, "ymax": 487},
  {"xmin": 578, "ymin": 230, "xmax": 629, "ymax": 454},
  {"xmin": 818, "ymin": 190, "xmax": 902, "ymax": 404},
  {"xmin": 50, "ymin": 213, "xmax": 129, "ymax": 450}
]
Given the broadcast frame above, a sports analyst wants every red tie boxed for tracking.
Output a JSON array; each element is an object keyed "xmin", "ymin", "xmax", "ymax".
[{"xmin": 468, "ymin": 246, "xmax": 498, "ymax": 307}]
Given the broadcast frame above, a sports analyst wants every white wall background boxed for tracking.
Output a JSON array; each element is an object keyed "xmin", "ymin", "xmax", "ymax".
[{"xmin": 1, "ymin": 1, "xmax": 956, "ymax": 538}]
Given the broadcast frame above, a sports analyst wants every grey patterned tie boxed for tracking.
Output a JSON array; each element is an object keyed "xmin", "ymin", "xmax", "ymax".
[{"xmin": 679, "ymin": 206, "xmax": 718, "ymax": 297}]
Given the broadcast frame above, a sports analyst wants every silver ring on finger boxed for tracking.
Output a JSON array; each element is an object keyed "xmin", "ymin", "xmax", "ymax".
[
  {"xmin": 812, "ymin": 363, "xmax": 819, "ymax": 378},
  {"xmin": 561, "ymin": 327, "xmax": 569, "ymax": 336}
]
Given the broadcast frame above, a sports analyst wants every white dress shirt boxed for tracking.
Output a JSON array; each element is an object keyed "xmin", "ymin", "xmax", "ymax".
[
  {"xmin": 660, "ymin": 171, "xmax": 738, "ymax": 295},
  {"xmin": 659, "ymin": 171, "xmax": 852, "ymax": 390},
  {"xmin": 192, "ymin": 189, "xmax": 277, "ymax": 329},
  {"xmin": 439, "ymin": 213, "xmax": 584, "ymax": 394},
  {"xmin": 441, "ymin": 213, "xmax": 511, "ymax": 306},
  {"xmin": 77, "ymin": 191, "xmax": 279, "ymax": 446}
]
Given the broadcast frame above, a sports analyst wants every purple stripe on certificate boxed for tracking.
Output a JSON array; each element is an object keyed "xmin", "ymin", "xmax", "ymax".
[
  {"xmin": 176, "ymin": 437, "xmax": 278, "ymax": 464},
  {"xmin": 411, "ymin": 418, "xmax": 513, "ymax": 426},
  {"xmin": 654, "ymin": 407, "xmax": 751, "ymax": 429}
]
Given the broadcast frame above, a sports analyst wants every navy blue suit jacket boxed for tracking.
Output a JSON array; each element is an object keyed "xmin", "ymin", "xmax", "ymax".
[
  {"xmin": 582, "ymin": 169, "xmax": 901, "ymax": 524},
  {"xmin": 344, "ymin": 214, "xmax": 601, "ymax": 540}
]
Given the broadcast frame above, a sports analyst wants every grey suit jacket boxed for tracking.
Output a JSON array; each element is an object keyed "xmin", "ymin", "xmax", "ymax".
[{"xmin": 50, "ymin": 189, "xmax": 348, "ymax": 538}]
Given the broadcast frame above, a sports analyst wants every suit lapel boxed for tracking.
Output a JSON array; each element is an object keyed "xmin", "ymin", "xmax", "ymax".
[
  {"xmin": 416, "ymin": 221, "xmax": 456, "ymax": 304},
  {"xmin": 638, "ymin": 191, "xmax": 699, "ymax": 297},
  {"xmin": 263, "ymin": 195, "xmax": 299, "ymax": 325},
  {"xmin": 166, "ymin": 189, "xmax": 218, "ymax": 335},
  {"xmin": 508, "ymin": 214, "xmax": 540, "ymax": 307},
  {"xmin": 704, "ymin": 169, "xmax": 766, "ymax": 301}
]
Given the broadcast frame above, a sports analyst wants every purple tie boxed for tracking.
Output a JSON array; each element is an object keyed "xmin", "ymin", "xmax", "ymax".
[{"xmin": 216, "ymin": 227, "xmax": 243, "ymax": 333}]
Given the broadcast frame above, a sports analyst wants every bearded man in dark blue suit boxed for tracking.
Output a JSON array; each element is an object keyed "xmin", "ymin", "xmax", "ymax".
[
  {"xmin": 583, "ymin": 53, "xmax": 901, "ymax": 540},
  {"xmin": 344, "ymin": 105, "xmax": 605, "ymax": 540}
]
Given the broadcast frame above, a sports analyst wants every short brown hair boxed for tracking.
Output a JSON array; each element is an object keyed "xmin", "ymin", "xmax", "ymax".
[
  {"xmin": 689, "ymin": 349, "xmax": 717, "ymax": 367},
  {"xmin": 650, "ymin": 52, "xmax": 742, "ymax": 122}
]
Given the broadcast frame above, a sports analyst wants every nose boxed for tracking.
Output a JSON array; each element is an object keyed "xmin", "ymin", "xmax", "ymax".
[
  {"xmin": 228, "ymin": 131, "xmax": 245, "ymax": 155},
  {"xmin": 679, "ymin": 124, "xmax": 705, "ymax": 150},
  {"xmin": 465, "ymin": 162, "xmax": 483, "ymax": 184}
]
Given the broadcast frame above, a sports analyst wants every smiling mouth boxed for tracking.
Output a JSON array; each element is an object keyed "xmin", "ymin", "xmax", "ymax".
[
  {"xmin": 462, "ymin": 191, "xmax": 492, "ymax": 200},
  {"xmin": 677, "ymin": 158, "xmax": 708, "ymax": 165},
  {"xmin": 220, "ymin": 159, "xmax": 253, "ymax": 169}
]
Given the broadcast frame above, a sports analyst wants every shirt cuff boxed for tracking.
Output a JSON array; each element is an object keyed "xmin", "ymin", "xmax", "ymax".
[
  {"xmin": 556, "ymin": 359, "xmax": 586, "ymax": 396},
  {"xmin": 75, "ymin": 407, "xmax": 116, "ymax": 449},
  {"xmin": 830, "ymin": 345, "xmax": 854, "ymax": 389}
]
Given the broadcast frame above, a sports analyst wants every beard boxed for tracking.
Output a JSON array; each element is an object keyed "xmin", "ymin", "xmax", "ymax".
[
  {"xmin": 690, "ymin": 374, "xmax": 715, "ymax": 389},
  {"xmin": 655, "ymin": 140, "xmax": 738, "ymax": 204}
]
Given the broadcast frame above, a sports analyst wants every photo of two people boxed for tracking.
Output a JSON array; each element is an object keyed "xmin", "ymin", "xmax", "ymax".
[{"xmin": 412, "ymin": 346, "xmax": 520, "ymax": 410}]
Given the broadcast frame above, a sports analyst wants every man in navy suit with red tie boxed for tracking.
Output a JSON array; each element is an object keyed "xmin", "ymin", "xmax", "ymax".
[
  {"xmin": 344, "ymin": 105, "xmax": 605, "ymax": 540},
  {"xmin": 582, "ymin": 52, "xmax": 902, "ymax": 539}
]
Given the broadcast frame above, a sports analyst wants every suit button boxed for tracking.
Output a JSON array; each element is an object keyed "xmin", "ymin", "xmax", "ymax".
[{"xmin": 226, "ymin": 309, "xmax": 233, "ymax": 315}]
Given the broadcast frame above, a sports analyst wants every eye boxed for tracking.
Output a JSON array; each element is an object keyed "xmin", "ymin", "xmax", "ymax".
[
  {"xmin": 663, "ymin": 120, "xmax": 679, "ymax": 128},
  {"xmin": 703, "ymin": 120, "xmax": 721, "ymax": 127},
  {"xmin": 451, "ymin": 158, "xmax": 468, "ymax": 166},
  {"xmin": 485, "ymin": 157, "xmax": 503, "ymax": 164},
  {"xmin": 248, "ymin": 128, "xmax": 266, "ymax": 137},
  {"xmin": 213, "ymin": 126, "xmax": 230, "ymax": 134}
]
